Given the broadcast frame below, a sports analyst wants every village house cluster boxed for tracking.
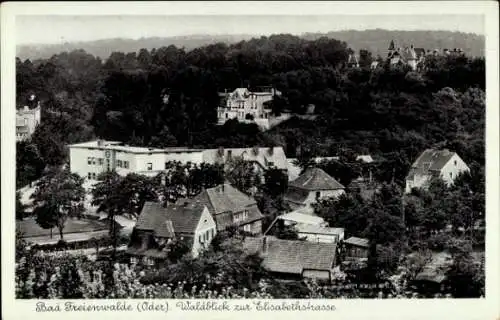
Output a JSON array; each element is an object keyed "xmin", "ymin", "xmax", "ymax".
[
  {"xmin": 347, "ymin": 40, "xmax": 467, "ymax": 71},
  {"xmin": 18, "ymin": 130, "xmax": 471, "ymax": 282}
]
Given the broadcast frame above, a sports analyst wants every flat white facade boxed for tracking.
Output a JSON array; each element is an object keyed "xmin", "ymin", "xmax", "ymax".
[
  {"xmin": 68, "ymin": 140, "xmax": 287, "ymax": 180},
  {"xmin": 302, "ymin": 189, "xmax": 346, "ymax": 207},
  {"xmin": 217, "ymin": 88, "xmax": 281, "ymax": 126},
  {"xmin": 69, "ymin": 140, "xmax": 206, "ymax": 180}
]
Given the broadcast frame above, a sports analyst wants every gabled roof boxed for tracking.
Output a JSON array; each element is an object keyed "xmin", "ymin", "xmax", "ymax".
[
  {"xmin": 243, "ymin": 236, "xmax": 337, "ymax": 275},
  {"xmin": 193, "ymin": 184, "xmax": 256, "ymax": 215},
  {"xmin": 407, "ymin": 149, "xmax": 458, "ymax": 180},
  {"xmin": 348, "ymin": 54, "xmax": 359, "ymax": 65},
  {"xmin": 189, "ymin": 184, "xmax": 263, "ymax": 230},
  {"xmin": 136, "ymin": 201, "xmax": 206, "ymax": 236},
  {"xmin": 289, "ymin": 167, "xmax": 344, "ymax": 191},
  {"xmin": 344, "ymin": 237, "xmax": 370, "ymax": 248}
]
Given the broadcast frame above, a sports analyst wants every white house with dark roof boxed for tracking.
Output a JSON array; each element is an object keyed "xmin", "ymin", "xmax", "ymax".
[
  {"xmin": 284, "ymin": 167, "xmax": 345, "ymax": 209},
  {"xmin": 187, "ymin": 183, "xmax": 264, "ymax": 234},
  {"xmin": 405, "ymin": 149, "xmax": 470, "ymax": 193},
  {"xmin": 127, "ymin": 201, "xmax": 216, "ymax": 261}
]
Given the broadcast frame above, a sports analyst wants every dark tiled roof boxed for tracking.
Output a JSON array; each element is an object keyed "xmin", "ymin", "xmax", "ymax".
[
  {"xmin": 194, "ymin": 184, "xmax": 256, "ymax": 215},
  {"xmin": 283, "ymin": 186, "xmax": 310, "ymax": 205},
  {"xmin": 289, "ymin": 167, "xmax": 344, "ymax": 191},
  {"xmin": 406, "ymin": 149, "xmax": 456, "ymax": 180},
  {"xmin": 344, "ymin": 237, "xmax": 370, "ymax": 248},
  {"xmin": 414, "ymin": 48, "xmax": 426, "ymax": 57},
  {"xmin": 136, "ymin": 201, "xmax": 204, "ymax": 236},
  {"xmin": 190, "ymin": 184, "xmax": 264, "ymax": 230},
  {"xmin": 243, "ymin": 236, "xmax": 337, "ymax": 275}
]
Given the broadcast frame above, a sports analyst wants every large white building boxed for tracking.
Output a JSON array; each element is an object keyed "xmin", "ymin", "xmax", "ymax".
[
  {"xmin": 217, "ymin": 87, "xmax": 282, "ymax": 129},
  {"xmin": 68, "ymin": 140, "xmax": 288, "ymax": 180},
  {"xmin": 405, "ymin": 149, "xmax": 470, "ymax": 193},
  {"xmin": 16, "ymin": 97, "xmax": 41, "ymax": 142}
]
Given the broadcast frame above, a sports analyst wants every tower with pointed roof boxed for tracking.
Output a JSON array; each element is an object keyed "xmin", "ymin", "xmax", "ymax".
[{"xmin": 388, "ymin": 40, "xmax": 396, "ymax": 57}]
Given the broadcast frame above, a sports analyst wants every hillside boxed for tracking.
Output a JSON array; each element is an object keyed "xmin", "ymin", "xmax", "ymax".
[
  {"xmin": 16, "ymin": 29, "xmax": 484, "ymax": 60},
  {"xmin": 302, "ymin": 29, "xmax": 485, "ymax": 57}
]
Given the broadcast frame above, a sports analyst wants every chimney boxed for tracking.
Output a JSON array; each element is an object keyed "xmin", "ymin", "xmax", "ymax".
[
  {"xmin": 218, "ymin": 147, "xmax": 224, "ymax": 157},
  {"xmin": 262, "ymin": 236, "xmax": 269, "ymax": 254},
  {"xmin": 97, "ymin": 139, "xmax": 104, "ymax": 147},
  {"xmin": 252, "ymin": 146, "xmax": 259, "ymax": 156}
]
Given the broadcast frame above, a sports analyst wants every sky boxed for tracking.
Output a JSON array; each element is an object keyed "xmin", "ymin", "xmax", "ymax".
[{"xmin": 16, "ymin": 15, "xmax": 485, "ymax": 45}]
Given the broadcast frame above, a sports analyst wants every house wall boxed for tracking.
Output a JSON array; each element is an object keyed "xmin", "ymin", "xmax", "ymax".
[
  {"xmin": 299, "ymin": 233, "xmax": 340, "ymax": 244},
  {"xmin": 241, "ymin": 220, "xmax": 262, "ymax": 235},
  {"xmin": 302, "ymin": 189, "xmax": 345, "ymax": 207},
  {"xmin": 217, "ymin": 90, "xmax": 275, "ymax": 125},
  {"xmin": 302, "ymin": 269, "xmax": 331, "ymax": 280},
  {"xmin": 346, "ymin": 245, "xmax": 369, "ymax": 259},
  {"xmin": 70, "ymin": 146, "xmax": 205, "ymax": 181},
  {"xmin": 439, "ymin": 154, "xmax": 470, "ymax": 185},
  {"xmin": 16, "ymin": 106, "xmax": 41, "ymax": 141},
  {"xmin": 192, "ymin": 207, "xmax": 217, "ymax": 258},
  {"xmin": 405, "ymin": 174, "xmax": 432, "ymax": 193}
]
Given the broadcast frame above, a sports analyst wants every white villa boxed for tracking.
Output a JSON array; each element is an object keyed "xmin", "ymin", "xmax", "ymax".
[
  {"xmin": 217, "ymin": 87, "xmax": 283, "ymax": 129},
  {"xmin": 16, "ymin": 96, "xmax": 41, "ymax": 141},
  {"xmin": 405, "ymin": 149, "xmax": 470, "ymax": 193}
]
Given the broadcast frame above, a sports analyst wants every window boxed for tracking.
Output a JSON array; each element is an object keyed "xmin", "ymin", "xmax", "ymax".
[
  {"xmin": 92, "ymin": 172, "xmax": 97, "ymax": 180},
  {"xmin": 454, "ymin": 160, "xmax": 457, "ymax": 166},
  {"xmin": 98, "ymin": 158, "xmax": 104, "ymax": 165},
  {"xmin": 211, "ymin": 229, "xmax": 215, "ymax": 238},
  {"xmin": 316, "ymin": 191, "xmax": 321, "ymax": 199},
  {"xmin": 199, "ymin": 235, "xmax": 202, "ymax": 243},
  {"xmin": 206, "ymin": 230, "xmax": 210, "ymax": 240},
  {"xmin": 88, "ymin": 172, "xmax": 92, "ymax": 179},
  {"xmin": 124, "ymin": 161, "xmax": 129, "ymax": 169},
  {"xmin": 92, "ymin": 158, "xmax": 96, "ymax": 165},
  {"xmin": 147, "ymin": 163, "xmax": 153, "ymax": 171},
  {"xmin": 243, "ymin": 224, "xmax": 251, "ymax": 232},
  {"xmin": 87, "ymin": 157, "xmax": 92, "ymax": 165},
  {"xmin": 117, "ymin": 160, "xmax": 122, "ymax": 168},
  {"xmin": 449, "ymin": 172, "xmax": 453, "ymax": 178}
]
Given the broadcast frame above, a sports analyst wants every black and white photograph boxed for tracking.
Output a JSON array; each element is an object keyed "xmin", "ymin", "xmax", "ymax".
[{"xmin": 1, "ymin": 1, "xmax": 499, "ymax": 319}]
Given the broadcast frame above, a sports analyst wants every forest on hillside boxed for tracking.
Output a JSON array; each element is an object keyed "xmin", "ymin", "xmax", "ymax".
[
  {"xmin": 16, "ymin": 29, "xmax": 485, "ymax": 60},
  {"xmin": 16, "ymin": 33, "xmax": 485, "ymax": 188}
]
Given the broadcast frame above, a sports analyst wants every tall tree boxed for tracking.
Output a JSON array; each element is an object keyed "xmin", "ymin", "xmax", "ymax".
[{"xmin": 31, "ymin": 167, "xmax": 85, "ymax": 240}]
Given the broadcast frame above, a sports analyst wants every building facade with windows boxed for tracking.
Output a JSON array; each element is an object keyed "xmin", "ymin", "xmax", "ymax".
[
  {"xmin": 16, "ymin": 102, "xmax": 41, "ymax": 141},
  {"xmin": 217, "ymin": 87, "xmax": 282, "ymax": 129},
  {"xmin": 68, "ymin": 140, "xmax": 288, "ymax": 181}
]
